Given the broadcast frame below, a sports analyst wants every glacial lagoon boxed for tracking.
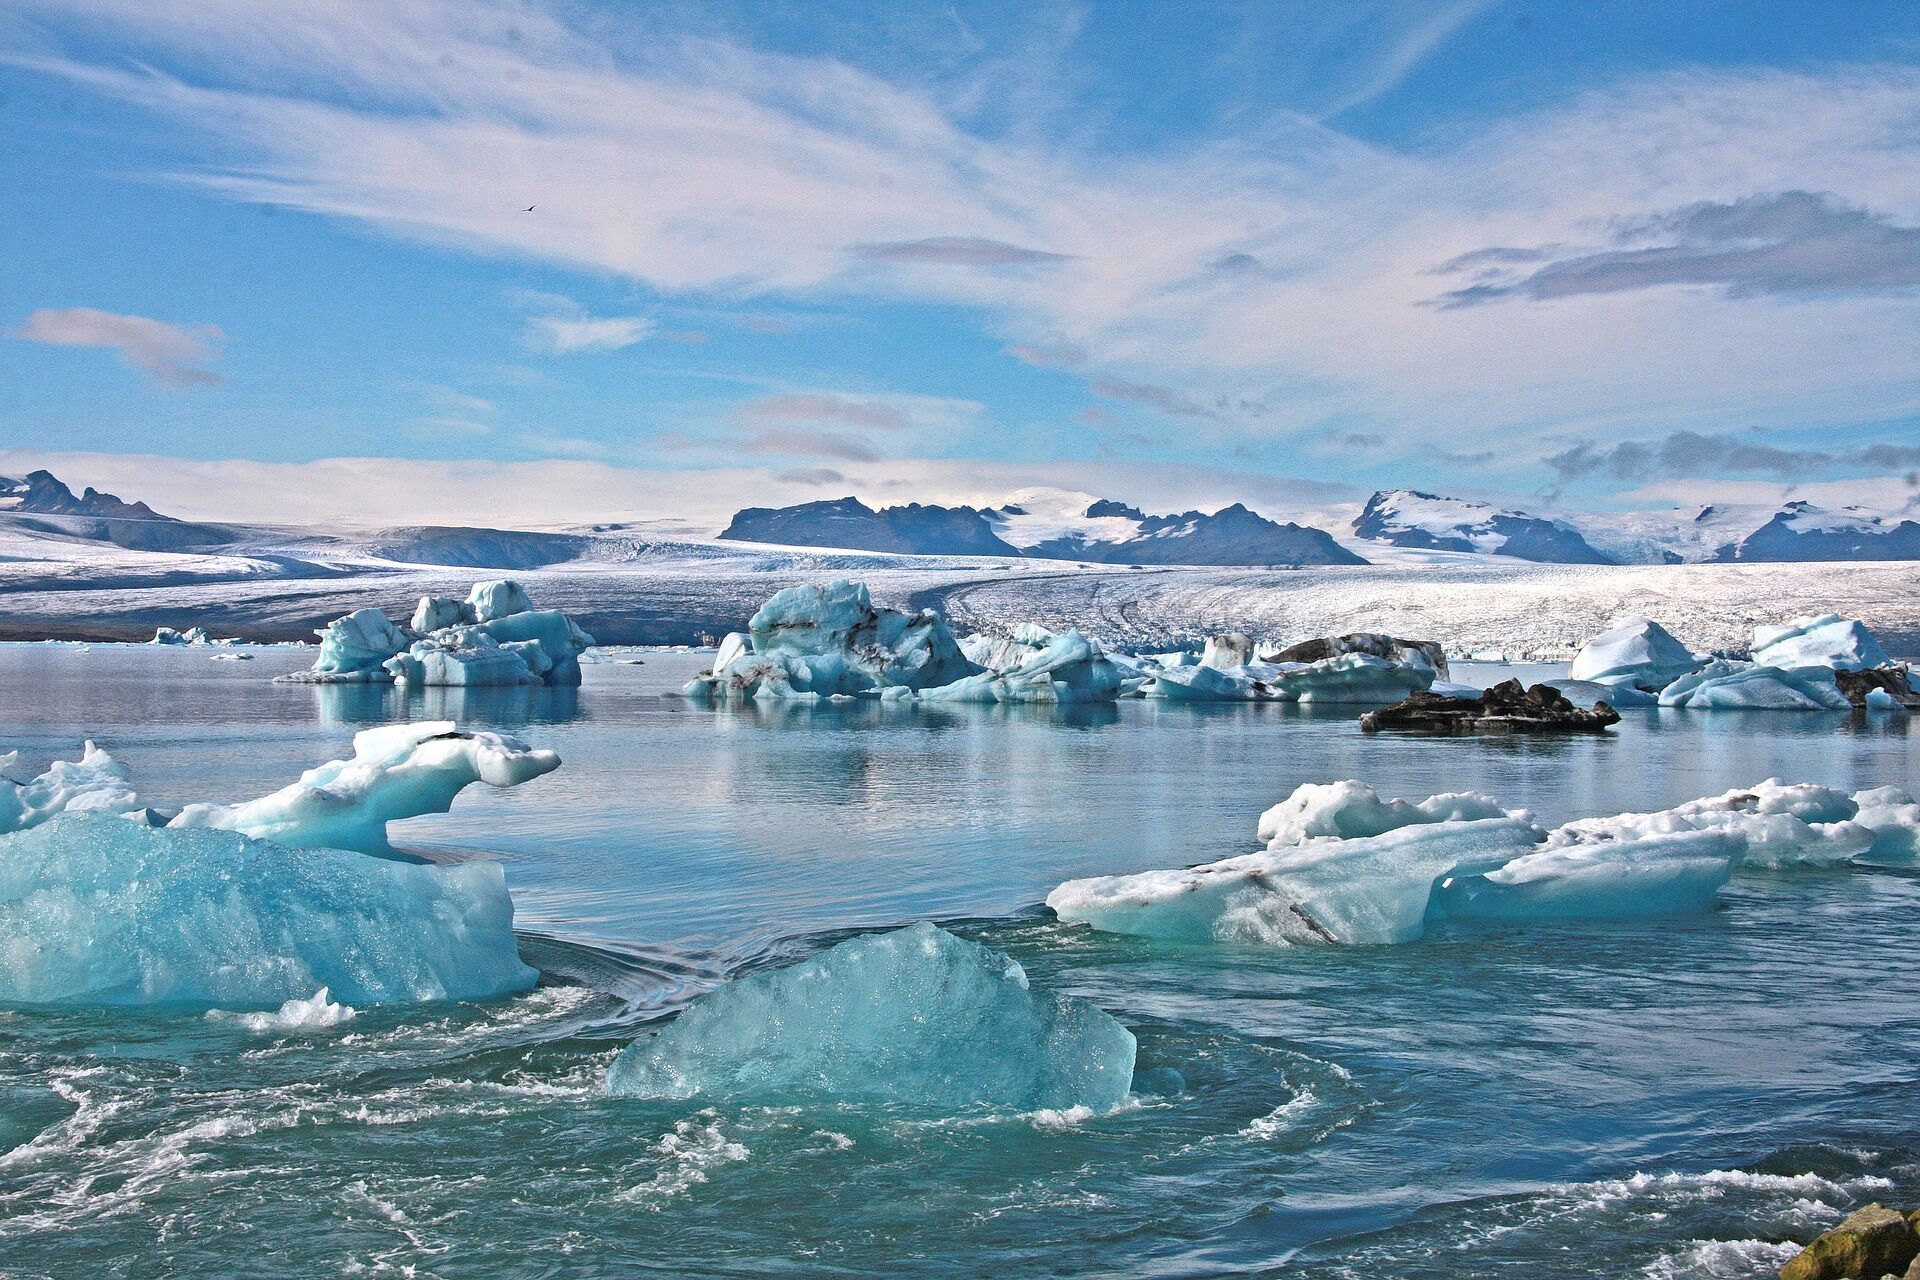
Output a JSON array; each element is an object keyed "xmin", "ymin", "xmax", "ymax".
[{"xmin": 1, "ymin": 643, "xmax": 1916, "ymax": 1278}]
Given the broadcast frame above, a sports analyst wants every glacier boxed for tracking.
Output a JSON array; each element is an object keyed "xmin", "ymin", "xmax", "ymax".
[
  {"xmin": 168, "ymin": 722, "xmax": 561, "ymax": 854},
  {"xmin": 1048, "ymin": 776, "xmax": 1920, "ymax": 947},
  {"xmin": 284, "ymin": 580, "xmax": 594, "ymax": 686},
  {"xmin": 604, "ymin": 922, "xmax": 1136, "ymax": 1112},
  {"xmin": 0, "ymin": 817, "xmax": 536, "ymax": 1007}
]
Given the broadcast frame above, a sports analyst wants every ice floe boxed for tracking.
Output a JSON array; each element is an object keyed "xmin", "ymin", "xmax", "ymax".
[
  {"xmin": 1048, "ymin": 776, "xmax": 1920, "ymax": 946},
  {"xmin": 168, "ymin": 722, "xmax": 561, "ymax": 854},
  {"xmin": 0, "ymin": 818, "xmax": 536, "ymax": 1006},
  {"xmin": 605, "ymin": 922, "xmax": 1136, "ymax": 1112},
  {"xmin": 208, "ymin": 987, "xmax": 358, "ymax": 1032}
]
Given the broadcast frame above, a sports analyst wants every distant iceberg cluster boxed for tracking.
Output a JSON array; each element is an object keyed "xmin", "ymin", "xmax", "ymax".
[
  {"xmin": 605, "ymin": 922, "xmax": 1136, "ymax": 1113},
  {"xmin": 1048, "ymin": 777, "xmax": 1920, "ymax": 948},
  {"xmin": 286, "ymin": 579, "xmax": 594, "ymax": 687},
  {"xmin": 1563, "ymin": 612, "xmax": 1915, "ymax": 712},
  {"xmin": 685, "ymin": 579, "xmax": 1445, "ymax": 706},
  {"xmin": 0, "ymin": 724, "xmax": 559, "ymax": 1007}
]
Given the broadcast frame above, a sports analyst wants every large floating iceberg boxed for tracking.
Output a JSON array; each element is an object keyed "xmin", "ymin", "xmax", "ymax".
[
  {"xmin": 1048, "ymin": 776, "xmax": 1919, "ymax": 947},
  {"xmin": 920, "ymin": 628, "xmax": 1129, "ymax": 704},
  {"xmin": 1657, "ymin": 660, "xmax": 1851, "ymax": 711},
  {"xmin": 686, "ymin": 580, "xmax": 978, "ymax": 700},
  {"xmin": 1568, "ymin": 615, "xmax": 1704, "ymax": 693},
  {"xmin": 284, "ymin": 580, "xmax": 594, "ymax": 687},
  {"xmin": 0, "ymin": 817, "xmax": 536, "ymax": 1007},
  {"xmin": 605, "ymin": 922, "xmax": 1136, "ymax": 1112},
  {"xmin": 1751, "ymin": 614, "xmax": 1892, "ymax": 671},
  {"xmin": 1139, "ymin": 632, "xmax": 1442, "ymax": 704},
  {"xmin": 3, "ymin": 724, "xmax": 559, "ymax": 853}
]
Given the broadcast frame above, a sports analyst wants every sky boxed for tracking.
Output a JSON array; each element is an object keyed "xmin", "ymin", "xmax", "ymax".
[{"xmin": 3, "ymin": 0, "xmax": 1919, "ymax": 528}]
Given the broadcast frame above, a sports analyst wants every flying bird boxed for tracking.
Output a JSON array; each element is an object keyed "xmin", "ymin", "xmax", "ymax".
[{"xmin": 524, "ymin": 205, "xmax": 535, "ymax": 212}]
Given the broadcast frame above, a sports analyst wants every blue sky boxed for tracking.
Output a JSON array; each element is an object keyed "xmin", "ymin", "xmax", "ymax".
[{"xmin": 3, "ymin": 1, "xmax": 1919, "ymax": 527}]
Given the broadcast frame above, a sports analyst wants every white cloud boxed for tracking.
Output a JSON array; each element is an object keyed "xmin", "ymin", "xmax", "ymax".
[
  {"xmin": 10, "ymin": 2, "xmax": 1920, "ymax": 458},
  {"xmin": 10, "ymin": 307, "xmax": 223, "ymax": 386},
  {"xmin": 513, "ymin": 292, "xmax": 655, "ymax": 353}
]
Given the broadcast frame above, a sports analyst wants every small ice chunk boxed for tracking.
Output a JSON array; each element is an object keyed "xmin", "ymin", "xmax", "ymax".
[
  {"xmin": 210, "ymin": 987, "xmax": 357, "ymax": 1032},
  {"xmin": 1750, "ymin": 614, "xmax": 1891, "ymax": 671},
  {"xmin": 1434, "ymin": 829, "xmax": 1740, "ymax": 919},
  {"xmin": 1256, "ymin": 779, "xmax": 1514, "ymax": 847},
  {"xmin": 166, "ymin": 722, "xmax": 560, "ymax": 853},
  {"xmin": 0, "ymin": 818, "xmax": 536, "ymax": 1006},
  {"xmin": 0, "ymin": 742, "xmax": 142, "ymax": 833},
  {"xmin": 1568, "ymin": 615, "xmax": 1702, "ymax": 691},
  {"xmin": 1542, "ymin": 677, "xmax": 1657, "ymax": 708},
  {"xmin": 605, "ymin": 922, "xmax": 1136, "ymax": 1112}
]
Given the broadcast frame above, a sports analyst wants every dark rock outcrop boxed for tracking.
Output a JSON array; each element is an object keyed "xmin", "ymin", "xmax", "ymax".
[
  {"xmin": 0, "ymin": 469, "xmax": 227, "ymax": 551},
  {"xmin": 1359, "ymin": 679, "xmax": 1620, "ymax": 734},
  {"xmin": 1777, "ymin": 1202, "xmax": 1920, "ymax": 1280},
  {"xmin": 1717, "ymin": 501, "xmax": 1920, "ymax": 562},
  {"xmin": 1834, "ymin": 666, "xmax": 1920, "ymax": 710}
]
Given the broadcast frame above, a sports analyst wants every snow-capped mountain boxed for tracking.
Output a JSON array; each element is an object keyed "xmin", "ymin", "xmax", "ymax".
[
  {"xmin": 0, "ymin": 469, "xmax": 225, "ymax": 550},
  {"xmin": 1351, "ymin": 490, "xmax": 1612, "ymax": 564},
  {"xmin": 1711, "ymin": 501, "xmax": 1920, "ymax": 562},
  {"xmin": 720, "ymin": 497, "xmax": 1020, "ymax": 556},
  {"xmin": 722, "ymin": 489, "xmax": 1365, "ymax": 566}
]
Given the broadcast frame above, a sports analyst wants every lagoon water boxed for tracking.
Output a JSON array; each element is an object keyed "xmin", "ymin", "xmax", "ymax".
[{"xmin": 1, "ymin": 643, "xmax": 1916, "ymax": 1278}]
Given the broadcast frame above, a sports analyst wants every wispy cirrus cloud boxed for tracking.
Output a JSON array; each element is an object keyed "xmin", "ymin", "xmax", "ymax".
[
  {"xmin": 732, "ymin": 392, "xmax": 909, "ymax": 432},
  {"xmin": 1433, "ymin": 191, "xmax": 1920, "ymax": 308},
  {"xmin": 11, "ymin": 1, "xmax": 1920, "ymax": 474},
  {"xmin": 11, "ymin": 307, "xmax": 223, "ymax": 386},
  {"xmin": 514, "ymin": 292, "xmax": 655, "ymax": 353}
]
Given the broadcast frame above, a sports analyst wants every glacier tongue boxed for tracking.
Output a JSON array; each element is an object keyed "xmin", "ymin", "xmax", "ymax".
[
  {"xmin": 0, "ymin": 817, "xmax": 536, "ymax": 1007},
  {"xmin": 605, "ymin": 922, "xmax": 1137, "ymax": 1113}
]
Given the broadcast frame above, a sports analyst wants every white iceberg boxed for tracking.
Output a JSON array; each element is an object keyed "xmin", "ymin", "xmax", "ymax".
[
  {"xmin": 150, "ymin": 625, "xmax": 216, "ymax": 646},
  {"xmin": 1200, "ymin": 633, "xmax": 1254, "ymax": 670},
  {"xmin": 1, "ymin": 743, "xmax": 143, "ymax": 833},
  {"xmin": 209, "ymin": 987, "xmax": 357, "ymax": 1032},
  {"xmin": 305, "ymin": 607, "xmax": 413, "ymax": 681},
  {"xmin": 0, "ymin": 817, "xmax": 536, "ymax": 1007},
  {"xmin": 920, "ymin": 628, "xmax": 1127, "ymax": 704},
  {"xmin": 1541, "ymin": 677, "xmax": 1658, "ymax": 709},
  {"xmin": 167, "ymin": 722, "xmax": 560, "ymax": 854},
  {"xmin": 1049, "ymin": 774, "xmax": 1920, "ymax": 947},
  {"xmin": 959, "ymin": 622, "xmax": 1057, "ymax": 671},
  {"xmin": 1568, "ymin": 615, "xmax": 1702, "ymax": 692},
  {"xmin": 1256, "ymin": 652, "xmax": 1436, "ymax": 704},
  {"xmin": 1750, "ymin": 614, "xmax": 1891, "ymax": 671},
  {"xmin": 1657, "ymin": 661, "xmax": 1851, "ymax": 711},
  {"xmin": 687, "ymin": 580, "xmax": 976, "ymax": 700},
  {"xmin": 604, "ymin": 922, "xmax": 1135, "ymax": 1112}
]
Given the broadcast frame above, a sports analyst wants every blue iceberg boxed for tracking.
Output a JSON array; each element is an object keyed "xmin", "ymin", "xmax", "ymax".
[
  {"xmin": 605, "ymin": 922, "xmax": 1136, "ymax": 1112},
  {"xmin": 0, "ymin": 817, "xmax": 536, "ymax": 1007},
  {"xmin": 283, "ymin": 579, "xmax": 593, "ymax": 686}
]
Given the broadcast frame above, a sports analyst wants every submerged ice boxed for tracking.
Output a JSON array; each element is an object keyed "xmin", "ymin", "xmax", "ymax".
[
  {"xmin": 605, "ymin": 922, "xmax": 1136, "ymax": 1112},
  {"xmin": 0, "ymin": 817, "xmax": 536, "ymax": 1007},
  {"xmin": 1049, "ymin": 776, "xmax": 1919, "ymax": 947}
]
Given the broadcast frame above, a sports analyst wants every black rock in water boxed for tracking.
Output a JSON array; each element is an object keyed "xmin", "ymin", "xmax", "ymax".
[
  {"xmin": 1359, "ymin": 679, "xmax": 1620, "ymax": 734},
  {"xmin": 1834, "ymin": 665, "xmax": 1920, "ymax": 710}
]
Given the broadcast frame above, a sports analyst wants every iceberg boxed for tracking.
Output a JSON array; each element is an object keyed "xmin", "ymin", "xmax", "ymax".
[
  {"xmin": 959, "ymin": 621, "xmax": 1057, "ymax": 671},
  {"xmin": 308, "ymin": 607, "xmax": 411, "ymax": 680},
  {"xmin": 1257, "ymin": 652, "xmax": 1436, "ymax": 704},
  {"xmin": 1144, "ymin": 662, "xmax": 1263, "ymax": 701},
  {"xmin": 1657, "ymin": 660, "xmax": 1851, "ymax": 711},
  {"xmin": 1568, "ymin": 615, "xmax": 1702, "ymax": 692},
  {"xmin": 1201, "ymin": 633, "xmax": 1254, "ymax": 670},
  {"xmin": 1751, "ymin": 614, "xmax": 1892, "ymax": 671},
  {"xmin": 286, "ymin": 580, "xmax": 594, "ymax": 687},
  {"xmin": 687, "ymin": 580, "xmax": 976, "ymax": 700},
  {"xmin": 150, "ymin": 625, "xmax": 216, "ymax": 646},
  {"xmin": 1050, "ymin": 774, "xmax": 1919, "ymax": 947},
  {"xmin": 605, "ymin": 922, "xmax": 1136, "ymax": 1112},
  {"xmin": 167, "ymin": 722, "xmax": 560, "ymax": 854},
  {"xmin": 1542, "ymin": 677, "xmax": 1658, "ymax": 709},
  {"xmin": 0, "ymin": 817, "xmax": 536, "ymax": 1007},
  {"xmin": 920, "ymin": 628, "xmax": 1127, "ymax": 704},
  {"xmin": 1, "ymin": 742, "xmax": 143, "ymax": 833}
]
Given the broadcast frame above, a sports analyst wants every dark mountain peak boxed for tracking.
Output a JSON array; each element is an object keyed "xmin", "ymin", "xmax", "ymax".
[
  {"xmin": 1, "ymin": 469, "xmax": 172, "ymax": 522},
  {"xmin": 1084, "ymin": 499, "xmax": 1144, "ymax": 520}
]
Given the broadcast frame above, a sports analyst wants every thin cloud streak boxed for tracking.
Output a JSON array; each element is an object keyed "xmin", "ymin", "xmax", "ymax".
[{"xmin": 11, "ymin": 307, "xmax": 223, "ymax": 386}]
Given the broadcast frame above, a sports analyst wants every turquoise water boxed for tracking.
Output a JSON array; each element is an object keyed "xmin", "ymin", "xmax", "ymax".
[{"xmin": 1, "ymin": 644, "xmax": 1916, "ymax": 1278}]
